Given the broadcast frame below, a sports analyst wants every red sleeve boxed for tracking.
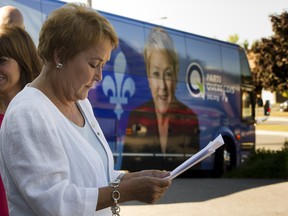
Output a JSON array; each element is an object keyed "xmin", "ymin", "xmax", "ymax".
[
  {"xmin": 0, "ymin": 114, "xmax": 4, "ymax": 127},
  {"xmin": 0, "ymin": 176, "xmax": 9, "ymax": 216}
]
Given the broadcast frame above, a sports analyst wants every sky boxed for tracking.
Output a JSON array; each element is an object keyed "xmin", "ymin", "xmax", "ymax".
[{"xmin": 64, "ymin": 0, "xmax": 288, "ymax": 46}]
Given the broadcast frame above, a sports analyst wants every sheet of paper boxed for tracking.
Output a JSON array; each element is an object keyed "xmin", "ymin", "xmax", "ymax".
[{"xmin": 167, "ymin": 134, "xmax": 225, "ymax": 180}]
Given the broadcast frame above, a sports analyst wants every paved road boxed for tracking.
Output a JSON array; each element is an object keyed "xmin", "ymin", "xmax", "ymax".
[
  {"xmin": 256, "ymin": 130, "xmax": 287, "ymax": 151},
  {"xmin": 256, "ymin": 116, "xmax": 288, "ymax": 151},
  {"xmin": 121, "ymin": 178, "xmax": 288, "ymax": 216}
]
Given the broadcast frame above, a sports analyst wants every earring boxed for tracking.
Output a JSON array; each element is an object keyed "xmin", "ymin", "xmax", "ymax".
[{"xmin": 56, "ymin": 62, "xmax": 63, "ymax": 69}]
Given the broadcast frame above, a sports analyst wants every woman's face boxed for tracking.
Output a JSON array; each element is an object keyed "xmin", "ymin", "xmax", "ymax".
[
  {"xmin": 0, "ymin": 57, "xmax": 22, "ymax": 96},
  {"xmin": 60, "ymin": 39, "xmax": 113, "ymax": 101},
  {"xmin": 148, "ymin": 50, "xmax": 176, "ymax": 114}
]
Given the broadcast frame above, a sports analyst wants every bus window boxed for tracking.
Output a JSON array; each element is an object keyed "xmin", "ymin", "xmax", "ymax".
[
  {"xmin": 242, "ymin": 90, "xmax": 253, "ymax": 119},
  {"xmin": 239, "ymin": 48, "xmax": 253, "ymax": 85}
]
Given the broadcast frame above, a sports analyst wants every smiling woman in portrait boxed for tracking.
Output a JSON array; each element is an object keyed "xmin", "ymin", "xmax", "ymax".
[{"xmin": 123, "ymin": 27, "xmax": 200, "ymax": 171}]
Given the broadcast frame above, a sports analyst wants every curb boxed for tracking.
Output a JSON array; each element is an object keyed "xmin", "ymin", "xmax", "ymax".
[{"xmin": 256, "ymin": 130, "xmax": 288, "ymax": 137}]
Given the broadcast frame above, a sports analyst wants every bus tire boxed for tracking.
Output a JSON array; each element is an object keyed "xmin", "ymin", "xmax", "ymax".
[{"xmin": 212, "ymin": 137, "xmax": 236, "ymax": 177}]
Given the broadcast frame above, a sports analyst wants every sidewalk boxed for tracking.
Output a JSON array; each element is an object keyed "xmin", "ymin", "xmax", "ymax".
[{"xmin": 121, "ymin": 178, "xmax": 288, "ymax": 216}]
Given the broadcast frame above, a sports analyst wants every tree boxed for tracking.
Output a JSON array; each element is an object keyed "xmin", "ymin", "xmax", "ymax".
[
  {"xmin": 250, "ymin": 11, "xmax": 288, "ymax": 94},
  {"xmin": 242, "ymin": 40, "xmax": 249, "ymax": 51},
  {"xmin": 228, "ymin": 34, "xmax": 239, "ymax": 44},
  {"xmin": 227, "ymin": 34, "xmax": 249, "ymax": 50}
]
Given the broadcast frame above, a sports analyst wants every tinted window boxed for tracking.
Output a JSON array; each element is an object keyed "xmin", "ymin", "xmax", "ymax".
[{"xmin": 239, "ymin": 48, "xmax": 253, "ymax": 85}]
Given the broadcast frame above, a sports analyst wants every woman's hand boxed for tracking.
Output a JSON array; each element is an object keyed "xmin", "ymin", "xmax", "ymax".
[
  {"xmin": 119, "ymin": 170, "xmax": 171, "ymax": 204},
  {"xmin": 98, "ymin": 170, "xmax": 171, "ymax": 210},
  {"xmin": 137, "ymin": 169, "xmax": 170, "ymax": 178},
  {"xmin": 122, "ymin": 169, "xmax": 170, "ymax": 181}
]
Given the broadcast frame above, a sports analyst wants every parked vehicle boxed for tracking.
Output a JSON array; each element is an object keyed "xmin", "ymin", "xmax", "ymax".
[
  {"xmin": 0, "ymin": 0, "xmax": 258, "ymax": 176},
  {"xmin": 280, "ymin": 100, "xmax": 288, "ymax": 112},
  {"xmin": 264, "ymin": 100, "xmax": 271, "ymax": 115}
]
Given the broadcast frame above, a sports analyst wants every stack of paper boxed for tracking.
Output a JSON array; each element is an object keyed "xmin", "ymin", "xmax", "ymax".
[{"xmin": 167, "ymin": 134, "xmax": 225, "ymax": 179}]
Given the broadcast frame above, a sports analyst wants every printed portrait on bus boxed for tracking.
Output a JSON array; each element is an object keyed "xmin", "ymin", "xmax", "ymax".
[{"xmin": 122, "ymin": 27, "xmax": 200, "ymax": 171}]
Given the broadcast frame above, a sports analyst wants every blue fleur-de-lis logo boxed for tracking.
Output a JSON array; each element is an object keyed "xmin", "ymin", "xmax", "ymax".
[{"xmin": 102, "ymin": 52, "xmax": 135, "ymax": 120}]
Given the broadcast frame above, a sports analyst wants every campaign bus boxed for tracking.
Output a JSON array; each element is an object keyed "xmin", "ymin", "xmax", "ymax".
[{"xmin": 0, "ymin": 0, "xmax": 257, "ymax": 176}]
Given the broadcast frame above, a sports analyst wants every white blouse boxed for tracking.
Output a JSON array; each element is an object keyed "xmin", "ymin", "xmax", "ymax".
[
  {"xmin": 71, "ymin": 114, "xmax": 108, "ymax": 177},
  {"xmin": 0, "ymin": 86, "xmax": 122, "ymax": 216}
]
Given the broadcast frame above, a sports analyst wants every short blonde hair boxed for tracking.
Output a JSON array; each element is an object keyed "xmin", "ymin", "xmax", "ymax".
[
  {"xmin": 144, "ymin": 27, "xmax": 179, "ymax": 81},
  {"xmin": 38, "ymin": 3, "xmax": 119, "ymax": 64}
]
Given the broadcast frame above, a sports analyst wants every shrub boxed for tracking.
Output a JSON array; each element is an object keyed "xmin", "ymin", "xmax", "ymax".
[
  {"xmin": 283, "ymin": 138, "xmax": 288, "ymax": 151},
  {"xmin": 225, "ymin": 144, "xmax": 288, "ymax": 178}
]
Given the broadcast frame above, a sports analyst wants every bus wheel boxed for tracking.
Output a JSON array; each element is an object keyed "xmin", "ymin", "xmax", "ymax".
[{"xmin": 213, "ymin": 138, "xmax": 236, "ymax": 177}]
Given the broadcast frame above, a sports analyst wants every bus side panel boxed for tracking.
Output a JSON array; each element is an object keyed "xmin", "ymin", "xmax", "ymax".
[
  {"xmin": 1, "ymin": 0, "xmax": 256, "ymax": 174},
  {"xmin": 88, "ymin": 17, "xmax": 148, "ymax": 170}
]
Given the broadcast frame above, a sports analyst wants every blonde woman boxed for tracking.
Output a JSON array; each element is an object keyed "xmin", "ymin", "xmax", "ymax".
[{"xmin": 0, "ymin": 4, "xmax": 170, "ymax": 216}]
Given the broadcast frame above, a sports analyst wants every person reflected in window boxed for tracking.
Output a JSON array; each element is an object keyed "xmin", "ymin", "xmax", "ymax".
[{"xmin": 123, "ymin": 27, "xmax": 200, "ymax": 171}]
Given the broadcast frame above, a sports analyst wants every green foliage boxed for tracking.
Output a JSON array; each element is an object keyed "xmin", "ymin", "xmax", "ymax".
[
  {"xmin": 228, "ymin": 34, "xmax": 239, "ymax": 44},
  {"xmin": 283, "ymin": 138, "xmax": 288, "ymax": 150},
  {"xmin": 227, "ymin": 34, "xmax": 249, "ymax": 50},
  {"xmin": 250, "ymin": 11, "xmax": 288, "ymax": 93},
  {"xmin": 282, "ymin": 91, "xmax": 288, "ymax": 97},
  {"xmin": 225, "ymin": 145, "xmax": 288, "ymax": 178},
  {"xmin": 242, "ymin": 40, "xmax": 249, "ymax": 51}
]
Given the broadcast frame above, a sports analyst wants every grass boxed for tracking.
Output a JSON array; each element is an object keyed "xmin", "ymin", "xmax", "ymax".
[{"xmin": 256, "ymin": 124, "xmax": 288, "ymax": 132}]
